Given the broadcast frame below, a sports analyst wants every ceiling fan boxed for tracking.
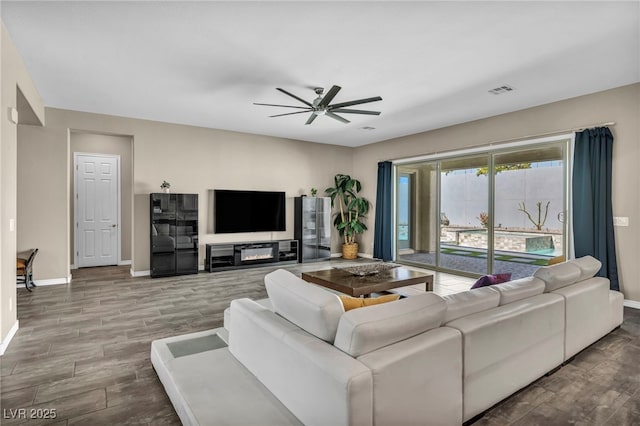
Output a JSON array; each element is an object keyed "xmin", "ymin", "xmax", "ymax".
[{"xmin": 254, "ymin": 85, "xmax": 382, "ymax": 125}]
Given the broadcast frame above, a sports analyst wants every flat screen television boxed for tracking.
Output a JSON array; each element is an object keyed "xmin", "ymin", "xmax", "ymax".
[{"xmin": 214, "ymin": 189, "xmax": 286, "ymax": 233}]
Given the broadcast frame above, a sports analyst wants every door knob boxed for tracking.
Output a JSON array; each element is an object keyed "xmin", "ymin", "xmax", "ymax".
[{"xmin": 112, "ymin": 224, "xmax": 117, "ymax": 228}]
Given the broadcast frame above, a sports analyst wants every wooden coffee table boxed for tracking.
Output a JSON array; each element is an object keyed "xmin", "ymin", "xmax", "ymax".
[{"xmin": 301, "ymin": 266, "xmax": 433, "ymax": 297}]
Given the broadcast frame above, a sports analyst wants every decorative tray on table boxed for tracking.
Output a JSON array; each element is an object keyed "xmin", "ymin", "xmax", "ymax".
[{"xmin": 335, "ymin": 263, "xmax": 399, "ymax": 277}]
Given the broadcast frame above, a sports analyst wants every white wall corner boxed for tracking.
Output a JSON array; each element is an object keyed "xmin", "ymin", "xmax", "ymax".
[
  {"xmin": 131, "ymin": 269, "xmax": 150, "ymax": 277},
  {"xmin": 623, "ymin": 299, "xmax": 640, "ymax": 310},
  {"xmin": 0, "ymin": 321, "xmax": 19, "ymax": 356}
]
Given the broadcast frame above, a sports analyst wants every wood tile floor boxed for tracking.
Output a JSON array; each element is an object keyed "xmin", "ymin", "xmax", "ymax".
[{"xmin": 0, "ymin": 261, "xmax": 638, "ymax": 425}]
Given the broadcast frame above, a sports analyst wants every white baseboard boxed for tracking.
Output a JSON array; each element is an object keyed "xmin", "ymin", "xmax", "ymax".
[
  {"xmin": 0, "ymin": 320, "xmax": 19, "ymax": 355},
  {"xmin": 131, "ymin": 269, "xmax": 150, "ymax": 277},
  {"xmin": 16, "ymin": 276, "xmax": 70, "ymax": 289},
  {"xmin": 624, "ymin": 299, "xmax": 640, "ymax": 309}
]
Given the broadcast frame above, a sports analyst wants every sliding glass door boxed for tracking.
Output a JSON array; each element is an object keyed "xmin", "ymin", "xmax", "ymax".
[
  {"xmin": 492, "ymin": 145, "xmax": 566, "ymax": 276},
  {"xmin": 439, "ymin": 156, "xmax": 489, "ymax": 275},
  {"xmin": 397, "ymin": 173, "xmax": 414, "ymax": 250},
  {"xmin": 395, "ymin": 139, "xmax": 569, "ymax": 279},
  {"xmin": 396, "ymin": 163, "xmax": 437, "ymax": 266}
]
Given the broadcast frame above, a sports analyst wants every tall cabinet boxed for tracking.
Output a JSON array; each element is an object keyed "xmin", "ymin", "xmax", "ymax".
[
  {"xmin": 294, "ymin": 196, "xmax": 331, "ymax": 263},
  {"xmin": 150, "ymin": 193, "xmax": 199, "ymax": 277}
]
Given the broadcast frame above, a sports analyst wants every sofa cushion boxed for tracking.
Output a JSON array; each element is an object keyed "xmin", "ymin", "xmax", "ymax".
[
  {"xmin": 334, "ymin": 292, "xmax": 446, "ymax": 357},
  {"xmin": 570, "ymin": 256, "xmax": 601, "ymax": 281},
  {"xmin": 533, "ymin": 262, "xmax": 582, "ymax": 292},
  {"xmin": 155, "ymin": 223, "xmax": 170, "ymax": 235},
  {"xmin": 492, "ymin": 277, "xmax": 546, "ymax": 305},
  {"xmin": 441, "ymin": 287, "xmax": 500, "ymax": 323},
  {"xmin": 470, "ymin": 273, "xmax": 512, "ymax": 289},
  {"xmin": 265, "ymin": 269, "xmax": 344, "ymax": 343},
  {"xmin": 338, "ymin": 294, "xmax": 400, "ymax": 312}
]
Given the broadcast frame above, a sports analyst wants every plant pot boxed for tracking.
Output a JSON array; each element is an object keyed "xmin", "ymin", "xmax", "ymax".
[
  {"xmin": 342, "ymin": 243, "xmax": 359, "ymax": 260},
  {"xmin": 162, "ymin": 188, "xmax": 170, "ymax": 193}
]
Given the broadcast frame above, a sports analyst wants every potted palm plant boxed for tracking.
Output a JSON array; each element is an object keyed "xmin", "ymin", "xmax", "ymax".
[{"xmin": 325, "ymin": 174, "xmax": 370, "ymax": 259}]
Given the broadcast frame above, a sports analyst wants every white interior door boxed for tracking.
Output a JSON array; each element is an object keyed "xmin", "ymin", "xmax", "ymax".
[{"xmin": 75, "ymin": 154, "xmax": 120, "ymax": 267}]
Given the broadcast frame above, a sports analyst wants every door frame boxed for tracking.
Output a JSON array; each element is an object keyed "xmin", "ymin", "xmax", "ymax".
[
  {"xmin": 73, "ymin": 152, "xmax": 122, "ymax": 268},
  {"xmin": 396, "ymin": 171, "xmax": 416, "ymax": 251}
]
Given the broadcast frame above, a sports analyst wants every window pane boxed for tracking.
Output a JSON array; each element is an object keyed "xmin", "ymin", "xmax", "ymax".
[
  {"xmin": 440, "ymin": 155, "xmax": 489, "ymax": 275},
  {"xmin": 492, "ymin": 144, "xmax": 566, "ymax": 278},
  {"xmin": 396, "ymin": 164, "xmax": 437, "ymax": 267}
]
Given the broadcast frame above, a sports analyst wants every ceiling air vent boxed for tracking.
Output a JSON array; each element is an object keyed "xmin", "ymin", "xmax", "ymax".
[{"xmin": 488, "ymin": 85, "xmax": 515, "ymax": 95}]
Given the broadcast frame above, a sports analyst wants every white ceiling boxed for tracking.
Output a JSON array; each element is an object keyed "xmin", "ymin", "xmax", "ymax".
[{"xmin": 2, "ymin": 1, "xmax": 639, "ymax": 147}]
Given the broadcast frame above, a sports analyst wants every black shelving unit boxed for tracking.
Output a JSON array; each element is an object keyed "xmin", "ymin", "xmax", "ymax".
[
  {"xmin": 294, "ymin": 196, "xmax": 331, "ymax": 263},
  {"xmin": 150, "ymin": 193, "xmax": 199, "ymax": 277}
]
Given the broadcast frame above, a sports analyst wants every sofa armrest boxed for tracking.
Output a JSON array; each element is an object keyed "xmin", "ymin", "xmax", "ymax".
[
  {"xmin": 229, "ymin": 298, "xmax": 373, "ymax": 426},
  {"xmin": 610, "ymin": 290, "xmax": 624, "ymax": 330},
  {"xmin": 357, "ymin": 327, "xmax": 463, "ymax": 426},
  {"xmin": 446, "ymin": 293, "xmax": 565, "ymax": 421},
  {"xmin": 551, "ymin": 277, "xmax": 610, "ymax": 359}
]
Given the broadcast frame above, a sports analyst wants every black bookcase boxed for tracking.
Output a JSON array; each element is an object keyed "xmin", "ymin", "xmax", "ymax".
[{"xmin": 150, "ymin": 193, "xmax": 199, "ymax": 277}]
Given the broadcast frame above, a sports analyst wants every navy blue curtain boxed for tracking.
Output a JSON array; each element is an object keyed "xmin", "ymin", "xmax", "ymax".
[
  {"xmin": 374, "ymin": 161, "xmax": 393, "ymax": 261},
  {"xmin": 573, "ymin": 127, "xmax": 619, "ymax": 290}
]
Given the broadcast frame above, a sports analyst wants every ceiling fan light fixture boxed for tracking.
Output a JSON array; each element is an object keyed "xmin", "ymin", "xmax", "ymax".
[{"xmin": 256, "ymin": 85, "xmax": 382, "ymax": 125}]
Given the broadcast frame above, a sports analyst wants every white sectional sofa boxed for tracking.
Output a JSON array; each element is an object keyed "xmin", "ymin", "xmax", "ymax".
[{"xmin": 152, "ymin": 256, "xmax": 624, "ymax": 426}]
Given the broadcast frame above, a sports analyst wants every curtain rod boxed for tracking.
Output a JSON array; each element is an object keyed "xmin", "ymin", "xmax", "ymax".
[
  {"xmin": 488, "ymin": 121, "xmax": 616, "ymax": 146},
  {"xmin": 390, "ymin": 121, "xmax": 616, "ymax": 164}
]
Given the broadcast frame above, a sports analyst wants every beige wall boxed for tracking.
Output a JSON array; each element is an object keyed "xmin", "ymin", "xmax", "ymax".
[
  {"xmin": 18, "ymin": 108, "xmax": 354, "ymax": 278},
  {"xmin": 17, "ymin": 125, "xmax": 69, "ymax": 282},
  {"xmin": 354, "ymin": 83, "xmax": 640, "ymax": 302},
  {"xmin": 69, "ymin": 132, "xmax": 133, "ymax": 263},
  {"xmin": 1, "ymin": 23, "xmax": 44, "ymax": 345}
]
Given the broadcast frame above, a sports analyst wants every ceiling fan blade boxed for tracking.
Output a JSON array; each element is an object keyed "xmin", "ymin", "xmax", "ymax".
[
  {"xmin": 305, "ymin": 114, "xmax": 318, "ymax": 125},
  {"xmin": 269, "ymin": 110, "xmax": 312, "ymax": 118},
  {"xmin": 276, "ymin": 88, "xmax": 313, "ymax": 107},
  {"xmin": 254, "ymin": 103, "xmax": 310, "ymax": 110},
  {"xmin": 317, "ymin": 85, "xmax": 341, "ymax": 108},
  {"xmin": 330, "ymin": 108, "xmax": 381, "ymax": 115},
  {"xmin": 329, "ymin": 96, "xmax": 382, "ymax": 109},
  {"xmin": 326, "ymin": 111, "xmax": 350, "ymax": 124}
]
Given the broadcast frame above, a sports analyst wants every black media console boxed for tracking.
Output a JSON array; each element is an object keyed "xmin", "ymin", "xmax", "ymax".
[{"xmin": 205, "ymin": 240, "xmax": 298, "ymax": 272}]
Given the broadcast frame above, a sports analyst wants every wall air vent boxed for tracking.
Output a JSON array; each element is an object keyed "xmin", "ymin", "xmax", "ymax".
[
  {"xmin": 360, "ymin": 126, "xmax": 376, "ymax": 130},
  {"xmin": 488, "ymin": 85, "xmax": 515, "ymax": 95}
]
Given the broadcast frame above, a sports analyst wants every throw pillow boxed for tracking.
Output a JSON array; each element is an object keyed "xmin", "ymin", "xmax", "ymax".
[
  {"xmin": 470, "ymin": 273, "xmax": 512, "ymax": 289},
  {"xmin": 339, "ymin": 294, "xmax": 401, "ymax": 312}
]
